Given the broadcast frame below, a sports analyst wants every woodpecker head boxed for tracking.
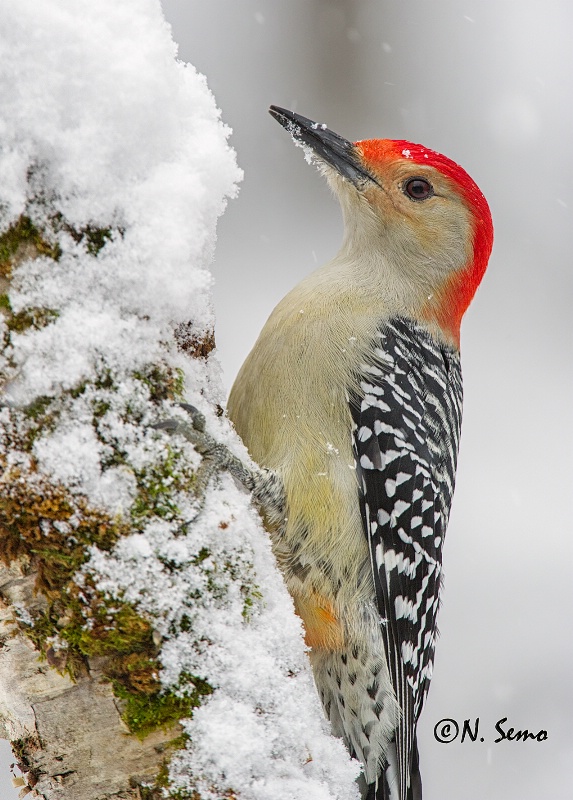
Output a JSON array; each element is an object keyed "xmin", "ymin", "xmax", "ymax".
[{"xmin": 269, "ymin": 106, "xmax": 493, "ymax": 347}]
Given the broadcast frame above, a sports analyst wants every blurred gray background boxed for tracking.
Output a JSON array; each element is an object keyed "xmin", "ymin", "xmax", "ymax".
[{"xmin": 2, "ymin": 1, "xmax": 572, "ymax": 797}]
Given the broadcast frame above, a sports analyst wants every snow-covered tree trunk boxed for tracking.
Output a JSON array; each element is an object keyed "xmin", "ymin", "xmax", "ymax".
[{"xmin": 0, "ymin": 2, "xmax": 359, "ymax": 799}]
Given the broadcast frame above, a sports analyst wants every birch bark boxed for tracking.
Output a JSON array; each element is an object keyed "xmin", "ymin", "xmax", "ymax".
[{"xmin": 0, "ymin": 564, "xmax": 178, "ymax": 800}]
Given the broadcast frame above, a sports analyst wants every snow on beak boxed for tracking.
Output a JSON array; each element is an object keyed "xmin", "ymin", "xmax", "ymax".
[{"xmin": 269, "ymin": 105, "xmax": 378, "ymax": 189}]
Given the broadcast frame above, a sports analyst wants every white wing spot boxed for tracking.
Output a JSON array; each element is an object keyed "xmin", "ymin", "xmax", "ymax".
[
  {"xmin": 393, "ymin": 499, "xmax": 411, "ymax": 518},
  {"xmin": 358, "ymin": 426, "xmax": 373, "ymax": 442},
  {"xmin": 377, "ymin": 508, "xmax": 391, "ymax": 525},
  {"xmin": 395, "ymin": 595, "xmax": 417, "ymax": 622},
  {"xmin": 396, "ymin": 471, "xmax": 412, "ymax": 486},
  {"xmin": 384, "ymin": 548, "xmax": 397, "ymax": 571}
]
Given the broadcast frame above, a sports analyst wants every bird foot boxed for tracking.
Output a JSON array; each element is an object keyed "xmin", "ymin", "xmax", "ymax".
[{"xmin": 153, "ymin": 404, "xmax": 286, "ymax": 529}]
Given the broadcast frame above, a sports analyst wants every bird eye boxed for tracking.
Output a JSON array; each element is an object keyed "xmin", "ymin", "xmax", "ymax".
[{"xmin": 404, "ymin": 177, "xmax": 434, "ymax": 201}]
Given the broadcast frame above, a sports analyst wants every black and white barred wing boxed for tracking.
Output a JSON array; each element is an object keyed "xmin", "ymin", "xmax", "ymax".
[{"xmin": 350, "ymin": 317, "xmax": 463, "ymax": 799}]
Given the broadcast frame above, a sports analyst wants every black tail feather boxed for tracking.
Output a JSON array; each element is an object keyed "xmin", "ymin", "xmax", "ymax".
[
  {"xmin": 364, "ymin": 734, "xmax": 422, "ymax": 800},
  {"xmin": 408, "ymin": 735, "xmax": 422, "ymax": 800}
]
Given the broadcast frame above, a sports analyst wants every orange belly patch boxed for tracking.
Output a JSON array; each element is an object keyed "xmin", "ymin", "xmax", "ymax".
[{"xmin": 293, "ymin": 592, "xmax": 346, "ymax": 651}]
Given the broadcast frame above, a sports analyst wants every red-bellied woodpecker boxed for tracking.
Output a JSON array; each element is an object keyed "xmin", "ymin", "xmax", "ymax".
[{"xmin": 227, "ymin": 107, "xmax": 493, "ymax": 800}]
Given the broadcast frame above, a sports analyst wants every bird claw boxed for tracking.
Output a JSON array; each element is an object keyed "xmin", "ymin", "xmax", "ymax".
[
  {"xmin": 153, "ymin": 403, "xmax": 287, "ymax": 530},
  {"xmin": 178, "ymin": 403, "xmax": 206, "ymax": 432},
  {"xmin": 152, "ymin": 418, "xmax": 180, "ymax": 434},
  {"xmin": 152, "ymin": 403, "xmax": 213, "ymax": 455}
]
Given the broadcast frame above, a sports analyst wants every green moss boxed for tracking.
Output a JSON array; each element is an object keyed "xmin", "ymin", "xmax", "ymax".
[
  {"xmin": 133, "ymin": 363, "xmax": 186, "ymax": 404},
  {"xmin": 152, "ymin": 759, "xmax": 172, "ymax": 791},
  {"xmin": 62, "ymin": 600, "xmax": 154, "ymax": 658},
  {"xmin": 0, "ymin": 478, "xmax": 123, "ymax": 593},
  {"xmin": 173, "ymin": 368, "xmax": 186, "ymax": 400},
  {"xmin": 129, "ymin": 736, "xmax": 192, "ymax": 799},
  {"xmin": 11, "ymin": 735, "xmax": 35, "ymax": 764},
  {"xmin": 114, "ymin": 680, "xmax": 211, "ymax": 739},
  {"xmin": 9, "ymin": 735, "xmax": 41, "ymax": 789},
  {"xmin": 242, "ymin": 588, "xmax": 262, "ymax": 620},
  {"xmin": 94, "ymin": 369, "xmax": 116, "ymax": 391},
  {"xmin": 46, "ymin": 212, "xmax": 118, "ymax": 257},
  {"xmin": 82, "ymin": 225, "xmax": 113, "ymax": 256},
  {"xmin": 16, "ymin": 395, "xmax": 61, "ymax": 450},
  {"xmin": 136, "ymin": 786, "xmax": 165, "ymax": 800},
  {"xmin": 22, "ymin": 395, "xmax": 53, "ymax": 420},
  {"xmin": 6, "ymin": 306, "xmax": 59, "ymax": 333},
  {"xmin": 0, "ymin": 215, "xmax": 60, "ymax": 277},
  {"xmin": 131, "ymin": 444, "xmax": 196, "ymax": 522}
]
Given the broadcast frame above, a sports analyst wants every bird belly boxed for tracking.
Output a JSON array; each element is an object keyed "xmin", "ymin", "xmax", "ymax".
[
  {"xmin": 228, "ymin": 296, "xmax": 403, "ymax": 787},
  {"xmin": 274, "ymin": 455, "xmax": 375, "ymax": 651}
]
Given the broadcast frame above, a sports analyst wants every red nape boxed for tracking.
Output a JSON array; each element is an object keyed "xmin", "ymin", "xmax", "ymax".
[{"xmin": 356, "ymin": 138, "xmax": 494, "ymax": 344}]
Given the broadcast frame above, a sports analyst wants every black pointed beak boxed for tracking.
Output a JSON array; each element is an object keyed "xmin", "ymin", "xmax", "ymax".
[{"xmin": 269, "ymin": 105, "xmax": 377, "ymax": 188}]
